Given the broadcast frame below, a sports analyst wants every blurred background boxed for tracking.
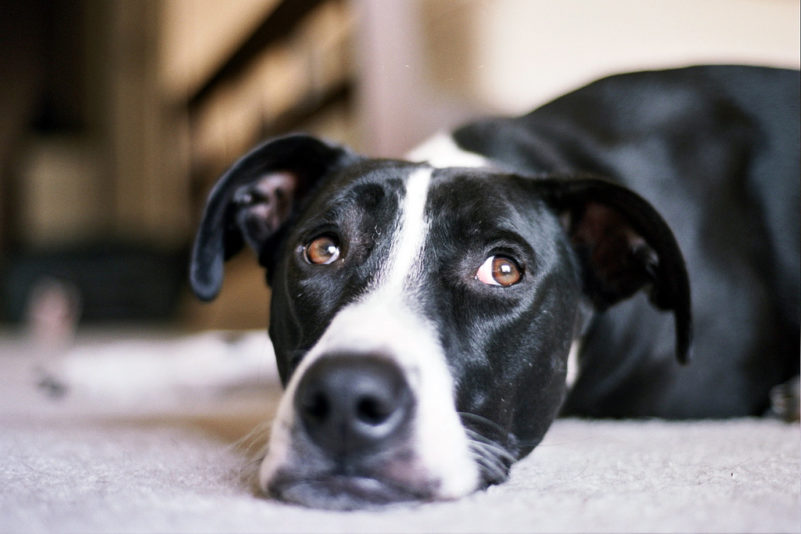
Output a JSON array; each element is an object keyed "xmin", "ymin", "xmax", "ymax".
[{"xmin": 0, "ymin": 0, "xmax": 798, "ymax": 334}]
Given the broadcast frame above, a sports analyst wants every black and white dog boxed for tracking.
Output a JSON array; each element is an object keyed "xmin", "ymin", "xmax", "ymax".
[{"xmin": 190, "ymin": 65, "xmax": 799, "ymax": 509}]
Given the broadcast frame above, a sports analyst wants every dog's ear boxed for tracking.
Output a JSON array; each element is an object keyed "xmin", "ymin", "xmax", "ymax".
[
  {"xmin": 540, "ymin": 178, "xmax": 692, "ymax": 363},
  {"xmin": 190, "ymin": 134, "xmax": 357, "ymax": 301}
]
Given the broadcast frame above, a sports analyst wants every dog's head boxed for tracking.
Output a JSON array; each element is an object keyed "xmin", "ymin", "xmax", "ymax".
[{"xmin": 190, "ymin": 134, "xmax": 691, "ymax": 509}]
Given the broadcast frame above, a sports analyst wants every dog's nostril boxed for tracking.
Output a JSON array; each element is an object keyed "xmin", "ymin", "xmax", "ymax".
[
  {"xmin": 302, "ymin": 391, "xmax": 330, "ymax": 423},
  {"xmin": 356, "ymin": 396, "xmax": 392, "ymax": 425},
  {"xmin": 293, "ymin": 354, "xmax": 413, "ymax": 455}
]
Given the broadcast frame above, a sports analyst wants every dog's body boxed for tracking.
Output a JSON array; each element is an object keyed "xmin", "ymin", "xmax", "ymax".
[{"xmin": 190, "ymin": 65, "xmax": 799, "ymax": 509}]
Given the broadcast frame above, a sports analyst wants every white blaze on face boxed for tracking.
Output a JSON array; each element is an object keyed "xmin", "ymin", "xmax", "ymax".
[
  {"xmin": 259, "ymin": 166, "xmax": 481, "ymax": 499},
  {"xmin": 375, "ymin": 167, "xmax": 432, "ymax": 293}
]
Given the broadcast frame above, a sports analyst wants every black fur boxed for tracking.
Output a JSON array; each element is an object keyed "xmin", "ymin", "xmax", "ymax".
[{"xmin": 453, "ymin": 65, "xmax": 799, "ymax": 417}]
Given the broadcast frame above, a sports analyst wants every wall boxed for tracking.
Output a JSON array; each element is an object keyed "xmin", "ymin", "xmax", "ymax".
[{"xmin": 355, "ymin": 0, "xmax": 800, "ymax": 156}]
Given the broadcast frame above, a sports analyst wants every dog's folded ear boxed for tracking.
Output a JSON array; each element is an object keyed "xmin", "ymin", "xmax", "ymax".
[
  {"xmin": 190, "ymin": 134, "xmax": 357, "ymax": 301},
  {"xmin": 540, "ymin": 178, "xmax": 692, "ymax": 363}
]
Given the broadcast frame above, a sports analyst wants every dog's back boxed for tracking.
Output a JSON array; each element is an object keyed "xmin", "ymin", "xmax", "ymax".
[{"xmin": 453, "ymin": 66, "xmax": 800, "ymax": 417}]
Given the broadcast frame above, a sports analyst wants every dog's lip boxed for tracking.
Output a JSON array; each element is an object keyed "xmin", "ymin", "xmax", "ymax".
[{"xmin": 268, "ymin": 473, "xmax": 435, "ymax": 510}]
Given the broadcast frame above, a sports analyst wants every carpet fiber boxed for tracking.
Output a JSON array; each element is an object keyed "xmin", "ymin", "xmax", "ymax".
[{"xmin": 1, "ymin": 331, "xmax": 798, "ymax": 533}]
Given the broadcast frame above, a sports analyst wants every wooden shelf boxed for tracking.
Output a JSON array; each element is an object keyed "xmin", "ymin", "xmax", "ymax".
[
  {"xmin": 186, "ymin": 0, "xmax": 356, "ymax": 197},
  {"xmin": 187, "ymin": 0, "xmax": 333, "ymax": 111}
]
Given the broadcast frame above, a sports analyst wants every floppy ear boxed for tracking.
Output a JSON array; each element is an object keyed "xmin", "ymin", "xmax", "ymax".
[
  {"xmin": 189, "ymin": 134, "xmax": 357, "ymax": 301},
  {"xmin": 540, "ymin": 178, "xmax": 692, "ymax": 364}
]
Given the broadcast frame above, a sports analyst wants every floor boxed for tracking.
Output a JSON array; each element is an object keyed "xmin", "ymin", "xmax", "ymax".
[{"xmin": 1, "ymin": 329, "xmax": 799, "ymax": 533}]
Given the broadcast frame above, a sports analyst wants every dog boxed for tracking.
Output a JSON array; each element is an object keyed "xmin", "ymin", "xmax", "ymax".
[{"xmin": 189, "ymin": 65, "xmax": 799, "ymax": 510}]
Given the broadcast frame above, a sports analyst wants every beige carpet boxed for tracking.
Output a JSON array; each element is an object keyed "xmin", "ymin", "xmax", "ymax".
[{"xmin": 1, "ymin": 331, "xmax": 798, "ymax": 533}]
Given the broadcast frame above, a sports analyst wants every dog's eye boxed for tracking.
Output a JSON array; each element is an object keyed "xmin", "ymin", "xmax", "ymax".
[
  {"xmin": 475, "ymin": 255, "xmax": 522, "ymax": 287},
  {"xmin": 304, "ymin": 235, "xmax": 341, "ymax": 265}
]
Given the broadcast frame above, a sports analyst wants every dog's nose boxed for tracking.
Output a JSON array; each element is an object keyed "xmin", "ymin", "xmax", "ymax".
[{"xmin": 294, "ymin": 355, "xmax": 413, "ymax": 456}]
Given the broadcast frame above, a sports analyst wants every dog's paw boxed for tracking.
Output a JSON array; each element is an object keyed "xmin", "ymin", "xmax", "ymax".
[{"xmin": 769, "ymin": 376, "xmax": 800, "ymax": 422}]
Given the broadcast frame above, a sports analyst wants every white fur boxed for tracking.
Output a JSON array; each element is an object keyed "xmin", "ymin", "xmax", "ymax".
[
  {"xmin": 406, "ymin": 133, "xmax": 492, "ymax": 169},
  {"xmin": 379, "ymin": 167, "xmax": 432, "ymax": 292},
  {"xmin": 259, "ymin": 166, "xmax": 480, "ymax": 498},
  {"xmin": 566, "ymin": 340, "xmax": 581, "ymax": 389}
]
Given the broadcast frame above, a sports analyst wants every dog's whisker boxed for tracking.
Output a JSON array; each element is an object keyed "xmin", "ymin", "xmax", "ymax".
[
  {"xmin": 460, "ymin": 413, "xmax": 514, "ymax": 438},
  {"xmin": 215, "ymin": 420, "xmax": 272, "ymax": 489},
  {"xmin": 464, "ymin": 428, "xmax": 513, "ymax": 454},
  {"xmin": 224, "ymin": 438, "xmax": 269, "ymax": 491},
  {"xmin": 466, "ymin": 433, "xmax": 517, "ymax": 465},
  {"xmin": 457, "ymin": 411, "xmax": 505, "ymax": 431},
  {"xmin": 226, "ymin": 420, "xmax": 272, "ymax": 456},
  {"xmin": 468, "ymin": 440, "xmax": 512, "ymax": 483},
  {"xmin": 209, "ymin": 421, "xmax": 270, "ymax": 492},
  {"xmin": 459, "ymin": 412, "xmax": 518, "ymax": 449},
  {"xmin": 461, "ymin": 423, "xmax": 517, "ymax": 484},
  {"xmin": 472, "ymin": 456, "xmax": 507, "ymax": 483},
  {"xmin": 459, "ymin": 413, "xmax": 546, "ymax": 453},
  {"xmin": 468, "ymin": 440, "xmax": 508, "ymax": 467}
]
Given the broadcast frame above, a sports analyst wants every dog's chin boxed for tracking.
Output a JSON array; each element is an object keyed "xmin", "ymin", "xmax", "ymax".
[{"xmin": 268, "ymin": 475, "xmax": 437, "ymax": 511}]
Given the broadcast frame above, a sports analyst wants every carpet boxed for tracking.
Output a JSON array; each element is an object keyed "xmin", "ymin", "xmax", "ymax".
[{"xmin": 1, "ymin": 331, "xmax": 798, "ymax": 533}]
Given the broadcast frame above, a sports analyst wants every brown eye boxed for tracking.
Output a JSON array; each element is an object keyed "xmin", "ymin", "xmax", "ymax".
[
  {"xmin": 304, "ymin": 235, "xmax": 340, "ymax": 265},
  {"xmin": 476, "ymin": 255, "xmax": 522, "ymax": 287}
]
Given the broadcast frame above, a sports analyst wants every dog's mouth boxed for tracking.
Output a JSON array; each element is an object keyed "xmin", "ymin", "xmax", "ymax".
[
  {"xmin": 259, "ymin": 411, "xmax": 519, "ymax": 509},
  {"xmin": 267, "ymin": 473, "xmax": 436, "ymax": 510}
]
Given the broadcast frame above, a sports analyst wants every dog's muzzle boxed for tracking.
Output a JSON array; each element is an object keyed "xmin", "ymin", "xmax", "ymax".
[
  {"xmin": 265, "ymin": 354, "xmax": 439, "ymax": 509},
  {"xmin": 260, "ymin": 296, "xmax": 483, "ymax": 509}
]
